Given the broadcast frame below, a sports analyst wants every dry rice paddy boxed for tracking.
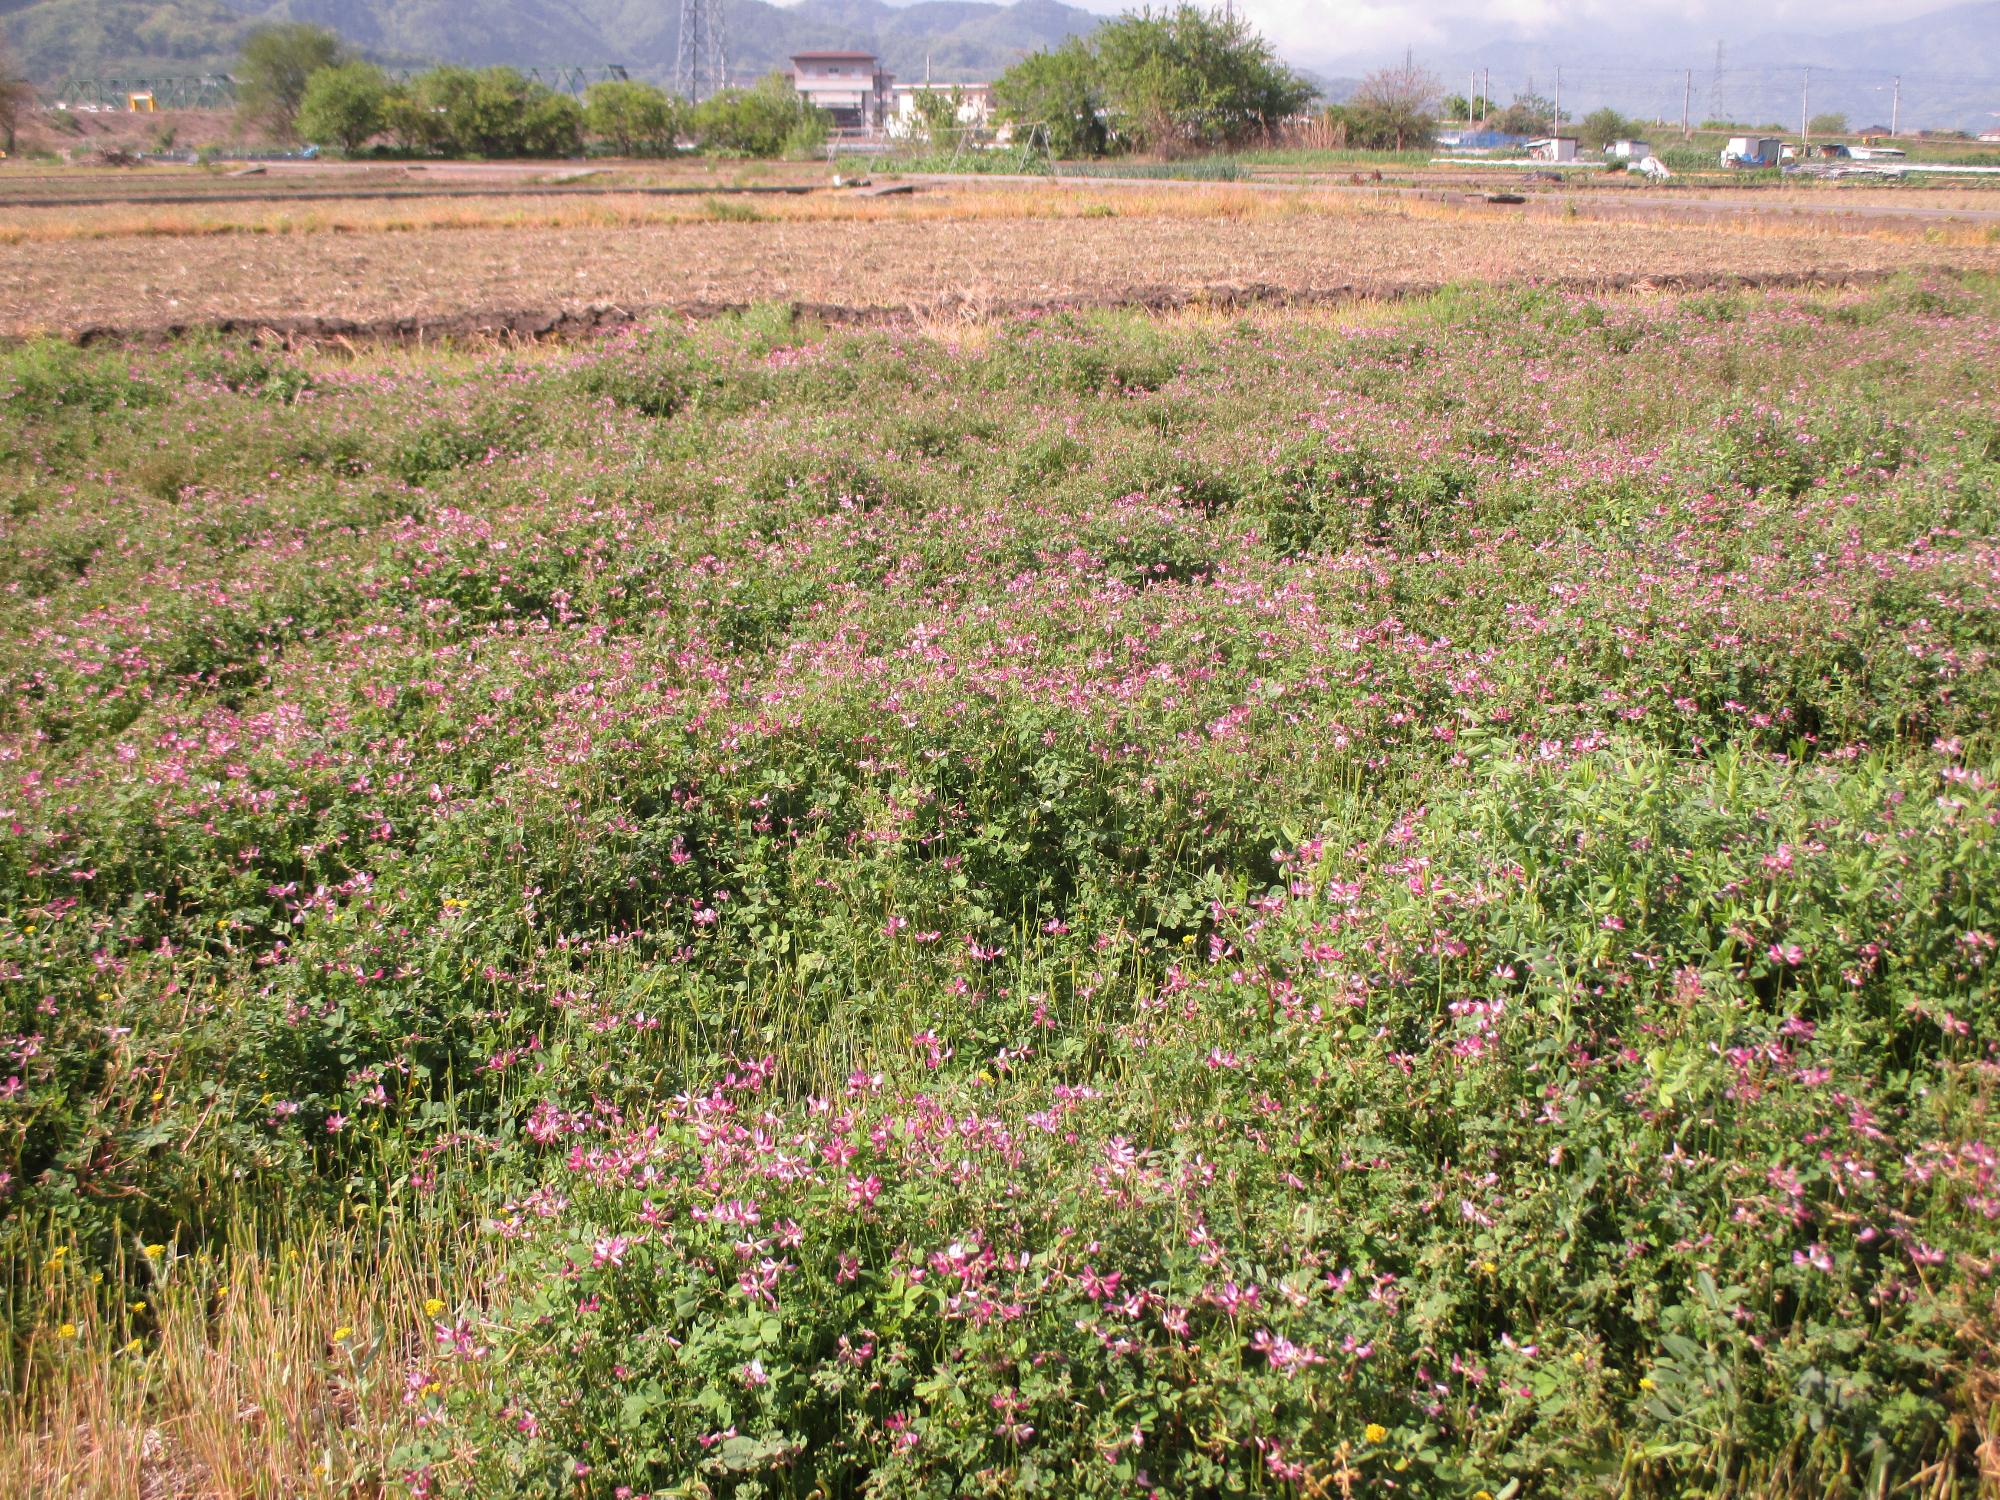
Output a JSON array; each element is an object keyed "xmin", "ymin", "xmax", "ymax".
[{"xmin": 1, "ymin": 179, "xmax": 1996, "ymax": 337}]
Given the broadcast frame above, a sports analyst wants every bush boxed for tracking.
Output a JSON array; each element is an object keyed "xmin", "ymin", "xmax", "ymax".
[
  {"xmin": 296, "ymin": 61, "xmax": 390, "ymax": 155},
  {"xmin": 395, "ymin": 67, "xmax": 584, "ymax": 158},
  {"xmin": 584, "ymin": 80, "xmax": 685, "ymax": 157},
  {"xmin": 690, "ymin": 73, "xmax": 828, "ymax": 158}
]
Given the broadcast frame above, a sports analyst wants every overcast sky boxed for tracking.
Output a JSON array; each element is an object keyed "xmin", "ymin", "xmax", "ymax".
[{"xmin": 1068, "ymin": 0, "xmax": 1955, "ymax": 71}]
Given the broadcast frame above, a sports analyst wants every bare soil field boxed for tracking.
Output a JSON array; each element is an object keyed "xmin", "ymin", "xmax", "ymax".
[{"xmin": 3, "ymin": 179, "xmax": 1997, "ymax": 338}]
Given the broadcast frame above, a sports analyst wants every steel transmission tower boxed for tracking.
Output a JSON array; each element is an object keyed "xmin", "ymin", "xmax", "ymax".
[{"xmin": 675, "ymin": 0, "xmax": 728, "ymax": 102}]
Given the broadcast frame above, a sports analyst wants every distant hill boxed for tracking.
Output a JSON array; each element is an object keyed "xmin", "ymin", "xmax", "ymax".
[
  {"xmin": 1424, "ymin": 0, "xmax": 2000, "ymax": 135},
  {"xmin": 0, "ymin": 0, "xmax": 1100, "ymax": 86},
  {"xmin": 2, "ymin": 0, "xmax": 254, "ymax": 80}
]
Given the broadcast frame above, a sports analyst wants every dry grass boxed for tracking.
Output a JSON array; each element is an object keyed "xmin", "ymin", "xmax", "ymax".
[
  {"xmin": 0, "ymin": 1216, "xmax": 497, "ymax": 1499},
  {"xmin": 0, "ymin": 182, "xmax": 1285, "ymax": 243},
  {"xmin": 4, "ymin": 179, "xmax": 1998, "ymax": 248},
  {"xmin": 0, "ymin": 181, "xmax": 1994, "ymax": 337}
]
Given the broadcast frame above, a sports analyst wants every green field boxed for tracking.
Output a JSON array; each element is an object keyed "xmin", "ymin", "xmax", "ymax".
[{"xmin": 2, "ymin": 278, "xmax": 1998, "ymax": 1497}]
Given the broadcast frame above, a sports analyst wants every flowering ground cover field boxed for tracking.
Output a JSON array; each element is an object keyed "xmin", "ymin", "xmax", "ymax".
[{"xmin": 2, "ymin": 276, "xmax": 1998, "ymax": 1497}]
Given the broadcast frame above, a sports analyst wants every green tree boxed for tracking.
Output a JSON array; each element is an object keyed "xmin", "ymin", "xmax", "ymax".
[
  {"xmin": 1493, "ymin": 93, "xmax": 1554, "ymax": 136},
  {"xmin": 585, "ymin": 80, "xmax": 685, "ymax": 156},
  {"xmin": 994, "ymin": 7, "xmax": 1311, "ymax": 158},
  {"xmin": 992, "ymin": 38, "xmax": 1107, "ymax": 157},
  {"xmin": 0, "ymin": 36, "xmax": 33, "ymax": 156},
  {"xmin": 690, "ymin": 74, "xmax": 827, "ymax": 158},
  {"xmin": 1095, "ymin": 5, "xmax": 1315, "ymax": 152},
  {"xmin": 381, "ymin": 84, "xmax": 449, "ymax": 155},
  {"xmin": 909, "ymin": 85, "xmax": 964, "ymax": 144},
  {"xmin": 237, "ymin": 23, "xmax": 344, "ymax": 140},
  {"xmin": 1579, "ymin": 106, "xmax": 1636, "ymax": 148},
  {"xmin": 1808, "ymin": 111, "xmax": 1848, "ymax": 136},
  {"xmin": 296, "ymin": 61, "xmax": 389, "ymax": 155}
]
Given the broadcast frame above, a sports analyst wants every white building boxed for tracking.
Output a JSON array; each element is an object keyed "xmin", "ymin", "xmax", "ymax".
[
  {"xmin": 1526, "ymin": 136, "xmax": 1579, "ymax": 162},
  {"xmin": 1721, "ymin": 135, "xmax": 1785, "ymax": 167},
  {"xmin": 1605, "ymin": 138, "xmax": 1651, "ymax": 160},
  {"xmin": 791, "ymin": 51, "xmax": 895, "ymax": 134}
]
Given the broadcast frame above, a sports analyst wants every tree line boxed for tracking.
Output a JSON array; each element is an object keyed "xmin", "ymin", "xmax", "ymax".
[
  {"xmin": 985, "ymin": 11, "xmax": 1452, "ymax": 156},
  {"xmin": 241, "ymin": 24, "xmax": 827, "ymax": 159}
]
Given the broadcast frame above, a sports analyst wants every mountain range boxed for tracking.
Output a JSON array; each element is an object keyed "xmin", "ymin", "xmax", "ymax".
[
  {"xmin": 6, "ymin": 0, "xmax": 1997, "ymax": 133},
  {"xmin": 1427, "ymin": 1, "xmax": 2000, "ymax": 135},
  {"xmin": 0, "ymin": 0, "xmax": 1100, "ymax": 85}
]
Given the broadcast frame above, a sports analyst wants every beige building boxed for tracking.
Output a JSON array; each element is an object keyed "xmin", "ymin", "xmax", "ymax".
[{"xmin": 791, "ymin": 51, "xmax": 896, "ymax": 134}]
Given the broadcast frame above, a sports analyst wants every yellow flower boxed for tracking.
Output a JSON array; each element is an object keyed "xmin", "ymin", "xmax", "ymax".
[
  {"xmin": 128, "ymin": 1300, "xmax": 146, "ymax": 1314},
  {"xmin": 90, "ymin": 1271, "xmax": 103, "ymax": 1286},
  {"xmin": 1364, "ymin": 1423, "xmax": 1389, "ymax": 1444},
  {"xmin": 122, "ymin": 1338, "xmax": 143, "ymax": 1355},
  {"xmin": 1475, "ymin": 1491, "xmax": 1495, "ymax": 1500},
  {"xmin": 1480, "ymin": 1260, "xmax": 1496, "ymax": 1274},
  {"xmin": 1638, "ymin": 1377, "xmax": 1657, "ymax": 1391},
  {"xmin": 150, "ymin": 1091, "xmax": 164, "ymax": 1103},
  {"xmin": 56, "ymin": 1322, "xmax": 78, "ymax": 1340},
  {"xmin": 216, "ymin": 918, "xmax": 230, "ymax": 929},
  {"xmin": 142, "ymin": 1244, "xmax": 165, "ymax": 1260},
  {"xmin": 215, "ymin": 1284, "xmax": 230, "ymax": 1298},
  {"xmin": 423, "ymin": 1298, "xmax": 446, "ymax": 1318},
  {"xmin": 332, "ymin": 1325, "xmax": 353, "ymax": 1342}
]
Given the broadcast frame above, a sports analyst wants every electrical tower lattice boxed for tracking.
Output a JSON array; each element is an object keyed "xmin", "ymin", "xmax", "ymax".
[{"xmin": 676, "ymin": 0, "xmax": 729, "ymax": 102}]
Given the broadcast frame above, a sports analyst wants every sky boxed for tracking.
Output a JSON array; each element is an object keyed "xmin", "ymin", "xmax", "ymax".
[{"xmin": 1054, "ymin": 0, "xmax": 1957, "ymax": 71}]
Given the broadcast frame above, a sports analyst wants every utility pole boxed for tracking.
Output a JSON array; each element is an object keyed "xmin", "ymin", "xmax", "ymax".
[
  {"xmin": 1470, "ymin": 70, "xmax": 1476, "ymax": 127},
  {"xmin": 1554, "ymin": 65, "xmax": 1561, "ymax": 133},
  {"xmin": 1801, "ymin": 67, "xmax": 1809, "ymax": 145},
  {"xmin": 1483, "ymin": 67, "xmax": 1490, "ymax": 129},
  {"xmin": 1891, "ymin": 75, "xmax": 1900, "ymax": 136},
  {"xmin": 1682, "ymin": 68, "xmax": 1691, "ymax": 139}
]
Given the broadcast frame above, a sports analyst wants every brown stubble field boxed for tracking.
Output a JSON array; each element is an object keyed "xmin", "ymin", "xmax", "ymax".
[{"xmin": 1, "ymin": 177, "xmax": 1997, "ymax": 336}]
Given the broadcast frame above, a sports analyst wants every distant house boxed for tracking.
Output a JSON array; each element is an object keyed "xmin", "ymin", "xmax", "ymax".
[
  {"xmin": 1605, "ymin": 138, "xmax": 1651, "ymax": 160},
  {"xmin": 1526, "ymin": 137, "xmax": 1578, "ymax": 162},
  {"xmin": 791, "ymin": 51, "xmax": 896, "ymax": 134}
]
